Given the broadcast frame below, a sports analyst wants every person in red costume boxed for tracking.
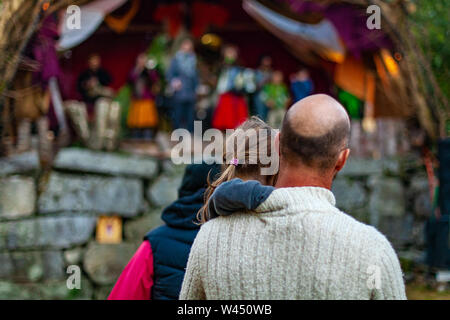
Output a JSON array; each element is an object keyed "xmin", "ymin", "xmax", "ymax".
[{"xmin": 212, "ymin": 45, "xmax": 249, "ymax": 130}]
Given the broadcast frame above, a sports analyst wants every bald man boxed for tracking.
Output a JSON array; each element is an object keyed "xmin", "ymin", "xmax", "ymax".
[
  {"xmin": 180, "ymin": 94, "xmax": 406, "ymax": 300},
  {"xmin": 276, "ymin": 94, "xmax": 351, "ymax": 189}
]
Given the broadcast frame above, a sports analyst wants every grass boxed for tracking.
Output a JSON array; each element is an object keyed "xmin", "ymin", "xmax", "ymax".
[{"xmin": 406, "ymin": 283, "xmax": 450, "ymax": 300}]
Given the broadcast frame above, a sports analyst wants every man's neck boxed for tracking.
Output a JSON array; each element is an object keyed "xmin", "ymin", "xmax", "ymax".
[{"xmin": 275, "ymin": 164, "xmax": 333, "ymax": 190}]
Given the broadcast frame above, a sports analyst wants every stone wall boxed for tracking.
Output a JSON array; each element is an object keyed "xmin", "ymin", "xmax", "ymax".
[
  {"xmin": 0, "ymin": 148, "xmax": 430, "ymax": 299},
  {"xmin": 334, "ymin": 156, "xmax": 431, "ymax": 254},
  {"xmin": 0, "ymin": 148, "xmax": 185, "ymax": 299}
]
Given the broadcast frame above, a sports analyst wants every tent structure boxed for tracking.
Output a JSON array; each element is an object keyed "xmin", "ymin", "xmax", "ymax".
[{"xmin": 0, "ymin": 0, "xmax": 448, "ymax": 144}]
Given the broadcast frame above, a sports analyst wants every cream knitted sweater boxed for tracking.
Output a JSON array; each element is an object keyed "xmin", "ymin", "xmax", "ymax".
[{"xmin": 180, "ymin": 187, "xmax": 406, "ymax": 300}]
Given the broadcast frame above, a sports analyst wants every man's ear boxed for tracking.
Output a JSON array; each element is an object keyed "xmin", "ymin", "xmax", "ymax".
[
  {"xmin": 335, "ymin": 148, "xmax": 350, "ymax": 172},
  {"xmin": 275, "ymin": 131, "xmax": 281, "ymax": 156}
]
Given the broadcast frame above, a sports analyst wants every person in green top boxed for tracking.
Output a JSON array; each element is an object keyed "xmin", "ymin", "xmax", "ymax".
[{"xmin": 260, "ymin": 70, "xmax": 290, "ymax": 129}]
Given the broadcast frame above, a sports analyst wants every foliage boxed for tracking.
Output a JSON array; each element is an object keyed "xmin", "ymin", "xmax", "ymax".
[{"xmin": 410, "ymin": 0, "xmax": 450, "ymax": 100}]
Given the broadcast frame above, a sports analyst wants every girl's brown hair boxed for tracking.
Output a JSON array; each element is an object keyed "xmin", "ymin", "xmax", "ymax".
[{"xmin": 197, "ymin": 116, "xmax": 278, "ymax": 224}]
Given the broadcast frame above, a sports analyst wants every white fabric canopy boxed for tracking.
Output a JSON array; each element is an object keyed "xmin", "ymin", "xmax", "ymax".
[{"xmin": 243, "ymin": 0, "xmax": 345, "ymax": 63}]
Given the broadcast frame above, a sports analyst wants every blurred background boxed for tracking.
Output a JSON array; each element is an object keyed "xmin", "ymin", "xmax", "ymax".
[{"xmin": 0, "ymin": 0, "xmax": 449, "ymax": 299}]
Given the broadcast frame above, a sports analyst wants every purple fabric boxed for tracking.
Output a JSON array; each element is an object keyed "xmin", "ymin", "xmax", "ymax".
[
  {"xmin": 32, "ymin": 14, "xmax": 61, "ymax": 85},
  {"xmin": 21, "ymin": 14, "xmax": 63, "ymax": 132},
  {"xmin": 281, "ymin": 0, "xmax": 392, "ymax": 58}
]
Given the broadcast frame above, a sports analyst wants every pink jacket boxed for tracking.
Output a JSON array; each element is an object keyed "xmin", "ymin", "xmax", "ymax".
[{"xmin": 108, "ymin": 241, "xmax": 154, "ymax": 300}]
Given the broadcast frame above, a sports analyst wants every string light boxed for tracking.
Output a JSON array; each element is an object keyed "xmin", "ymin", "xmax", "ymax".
[
  {"xmin": 201, "ymin": 33, "xmax": 221, "ymax": 48},
  {"xmin": 42, "ymin": 1, "xmax": 50, "ymax": 11}
]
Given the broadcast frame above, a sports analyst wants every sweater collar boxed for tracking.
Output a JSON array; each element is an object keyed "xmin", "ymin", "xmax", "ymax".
[{"xmin": 255, "ymin": 186, "xmax": 336, "ymax": 214}]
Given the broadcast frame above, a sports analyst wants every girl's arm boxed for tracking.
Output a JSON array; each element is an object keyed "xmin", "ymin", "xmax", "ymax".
[{"xmin": 207, "ymin": 178, "xmax": 275, "ymax": 219}]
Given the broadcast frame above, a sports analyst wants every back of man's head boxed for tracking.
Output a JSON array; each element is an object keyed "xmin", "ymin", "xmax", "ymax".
[{"xmin": 280, "ymin": 94, "xmax": 350, "ymax": 173}]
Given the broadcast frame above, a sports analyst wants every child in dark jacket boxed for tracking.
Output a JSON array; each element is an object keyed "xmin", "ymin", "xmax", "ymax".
[{"xmin": 108, "ymin": 162, "xmax": 220, "ymax": 300}]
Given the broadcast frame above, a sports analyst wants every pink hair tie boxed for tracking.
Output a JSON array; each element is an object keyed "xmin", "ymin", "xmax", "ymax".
[{"xmin": 230, "ymin": 158, "xmax": 239, "ymax": 166}]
